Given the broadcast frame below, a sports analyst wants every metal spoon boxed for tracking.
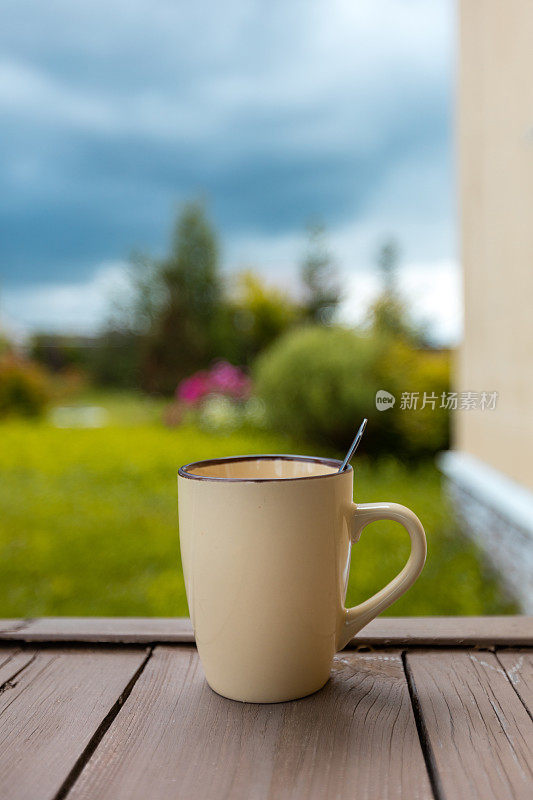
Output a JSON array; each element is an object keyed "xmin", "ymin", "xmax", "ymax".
[{"xmin": 338, "ymin": 418, "xmax": 368, "ymax": 472}]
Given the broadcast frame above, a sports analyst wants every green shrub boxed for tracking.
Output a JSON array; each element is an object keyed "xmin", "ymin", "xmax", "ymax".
[
  {"xmin": 254, "ymin": 325, "xmax": 450, "ymax": 458},
  {"xmin": 0, "ymin": 357, "xmax": 50, "ymax": 418},
  {"xmin": 377, "ymin": 339, "xmax": 450, "ymax": 457},
  {"xmin": 255, "ymin": 326, "xmax": 377, "ymax": 445}
]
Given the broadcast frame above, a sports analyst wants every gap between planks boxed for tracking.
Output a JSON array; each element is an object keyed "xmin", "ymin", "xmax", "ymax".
[
  {"xmin": 54, "ymin": 647, "xmax": 154, "ymax": 800},
  {"xmin": 404, "ymin": 648, "xmax": 533, "ymax": 800},
  {"xmin": 0, "ymin": 645, "xmax": 154, "ymax": 800},
  {"xmin": 1, "ymin": 616, "xmax": 532, "ymax": 647},
  {"xmin": 1, "ymin": 647, "xmax": 164, "ymax": 800},
  {"xmin": 402, "ymin": 651, "xmax": 444, "ymax": 800},
  {"xmin": 495, "ymin": 649, "xmax": 533, "ymax": 722}
]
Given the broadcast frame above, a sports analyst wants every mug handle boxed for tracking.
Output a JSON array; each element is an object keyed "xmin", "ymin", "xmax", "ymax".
[{"xmin": 337, "ymin": 502, "xmax": 427, "ymax": 650}]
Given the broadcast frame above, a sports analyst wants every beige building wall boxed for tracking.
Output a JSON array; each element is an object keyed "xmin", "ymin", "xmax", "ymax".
[{"xmin": 457, "ymin": 0, "xmax": 533, "ymax": 491}]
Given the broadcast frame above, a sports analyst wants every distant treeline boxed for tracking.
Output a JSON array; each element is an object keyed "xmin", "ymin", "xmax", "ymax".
[{"xmin": 30, "ymin": 200, "xmax": 430, "ymax": 396}]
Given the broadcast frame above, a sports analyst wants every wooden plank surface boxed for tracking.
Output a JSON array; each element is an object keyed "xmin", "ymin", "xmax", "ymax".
[
  {"xmin": 0, "ymin": 647, "xmax": 35, "ymax": 687},
  {"xmin": 0, "ymin": 620, "xmax": 29, "ymax": 634},
  {"xmin": 0, "ymin": 616, "xmax": 194, "ymax": 643},
  {"xmin": 497, "ymin": 650, "xmax": 533, "ymax": 717},
  {"xmin": 0, "ymin": 646, "xmax": 149, "ymax": 800},
  {"xmin": 1, "ymin": 615, "xmax": 531, "ymax": 646},
  {"xmin": 406, "ymin": 649, "xmax": 533, "ymax": 800},
  {"xmin": 68, "ymin": 647, "xmax": 432, "ymax": 800}
]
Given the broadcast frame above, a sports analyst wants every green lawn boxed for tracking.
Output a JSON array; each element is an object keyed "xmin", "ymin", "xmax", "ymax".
[{"xmin": 0, "ymin": 402, "xmax": 516, "ymax": 617}]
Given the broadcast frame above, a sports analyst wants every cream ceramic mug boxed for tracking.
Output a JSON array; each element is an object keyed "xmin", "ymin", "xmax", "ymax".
[{"xmin": 178, "ymin": 454, "xmax": 426, "ymax": 703}]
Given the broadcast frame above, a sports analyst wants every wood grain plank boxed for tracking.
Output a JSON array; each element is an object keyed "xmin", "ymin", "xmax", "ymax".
[
  {"xmin": 0, "ymin": 648, "xmax": 36, "ymax": 688},
  {"xmin": 0, "ymin": 620, "xmax": 28, "ymax": 634},
  {"xmin": 69, "ymin": 647, "xmax": 432, "ymax": 800},
  {"xmin": 0, "ymin": 646, "xmax": 149, "ymax": 800},
  {"xmin": 1, "ymin": 615, "xmax": 531, "ymax": 646},
  {"xmin": 497, "ymin": 650, "xmax": 533, "ymax": 717},
  {"xmin": 0, "ymin": 616, "xmax": 195, "ymax": 643},
  {"xmin": 266, "ymin": 651, "xmax": 432, "ymax": 800},
  {"xmin": 346, "ymin": 615, "xmax": 532, "ymax": 648},
  {"xmin": 406, "ymin": 649, "xmax": 533, "ymax": 800}
]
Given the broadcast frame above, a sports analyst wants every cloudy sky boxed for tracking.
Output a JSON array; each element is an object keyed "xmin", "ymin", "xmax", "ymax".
[{"xmin": 1, "ymin": 0, "xmax": 458, "ymax": 342}]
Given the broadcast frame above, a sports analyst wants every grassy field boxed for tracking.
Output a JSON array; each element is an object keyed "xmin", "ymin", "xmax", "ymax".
[{"xmin": 0, "ymin": 396, "xmax": 516, "ymax": 617}]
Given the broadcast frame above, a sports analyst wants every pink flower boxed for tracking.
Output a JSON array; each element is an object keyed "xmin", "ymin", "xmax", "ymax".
[
  {"xmin": 177, "ymin": 372, "xmax": 210, "ymax": 405},
  {"xmin": 209, "ymin": 361, "xmax": 251, "ymax": 399},
  {"xmin": 176, "ymin": 361, "xmax": 252, "ymax": 405}
]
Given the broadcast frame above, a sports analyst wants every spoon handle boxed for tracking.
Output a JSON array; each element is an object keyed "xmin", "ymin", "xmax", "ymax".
[{"xmin": 339, "ymin": 418, "xmax": 368, "ymax": 472}]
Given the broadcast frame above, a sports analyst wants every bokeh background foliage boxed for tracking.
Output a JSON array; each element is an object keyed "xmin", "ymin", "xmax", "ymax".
[
  {"xmin": 0, "ymin": 204, "xmax": 516, "ymax": 617},
  {"xmin": 0, "ymin": 405, "xmax": 514, "ymax": 617}
]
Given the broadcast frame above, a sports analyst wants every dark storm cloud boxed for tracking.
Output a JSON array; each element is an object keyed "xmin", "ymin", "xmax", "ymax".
[{"xmin": 0, "ymin": 0, "xmax": 453, "ymax": 286}]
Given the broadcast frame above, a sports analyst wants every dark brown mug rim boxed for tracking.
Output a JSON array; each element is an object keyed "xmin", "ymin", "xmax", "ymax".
[{"xmin": 178, "ymin": 454, "xmax": 350, "ymax": 482}]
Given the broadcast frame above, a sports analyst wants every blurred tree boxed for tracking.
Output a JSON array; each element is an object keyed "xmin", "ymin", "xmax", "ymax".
[
  {"xmin": 220, "ymin": 271, "xmax": 300, "ymax": 365},
  {"xmin": 0, "ymin": 355, "xmax": 50, "ymax": 417},
  {"xmin": 0, "ymin": 332, "xmax": 11, "ymax": 358},
  {"xmin": 127, "ymin": 253, "xmax": 164, "ymax": 334},
  {"xmin": 367, "ymin": 237, "xmax": 428, "ymax": 346},
  {"xmin": 92, "ymin": 202, "xmax": 223, "ymax": 394},
  {"xmin": 138, "ymin": 201, "xmax": 223, "ymax": 393},
  {"xmin": 30, "ymin": 334, "xmax": 89, "ymax": 373},
  {"xmin": 300, "ymin": 222, "xmax": 341, "ymax": 324},
  {"xmin": 90, "ymin": 329, "xmax": 144, "ymax": 389},
  {"xmin": 90, "ymin": 253, "xmax": 164, "ymax": 389},
  {"xmin": 377, "ymin": 238, "xmax": 399, "ymax": 295}
]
